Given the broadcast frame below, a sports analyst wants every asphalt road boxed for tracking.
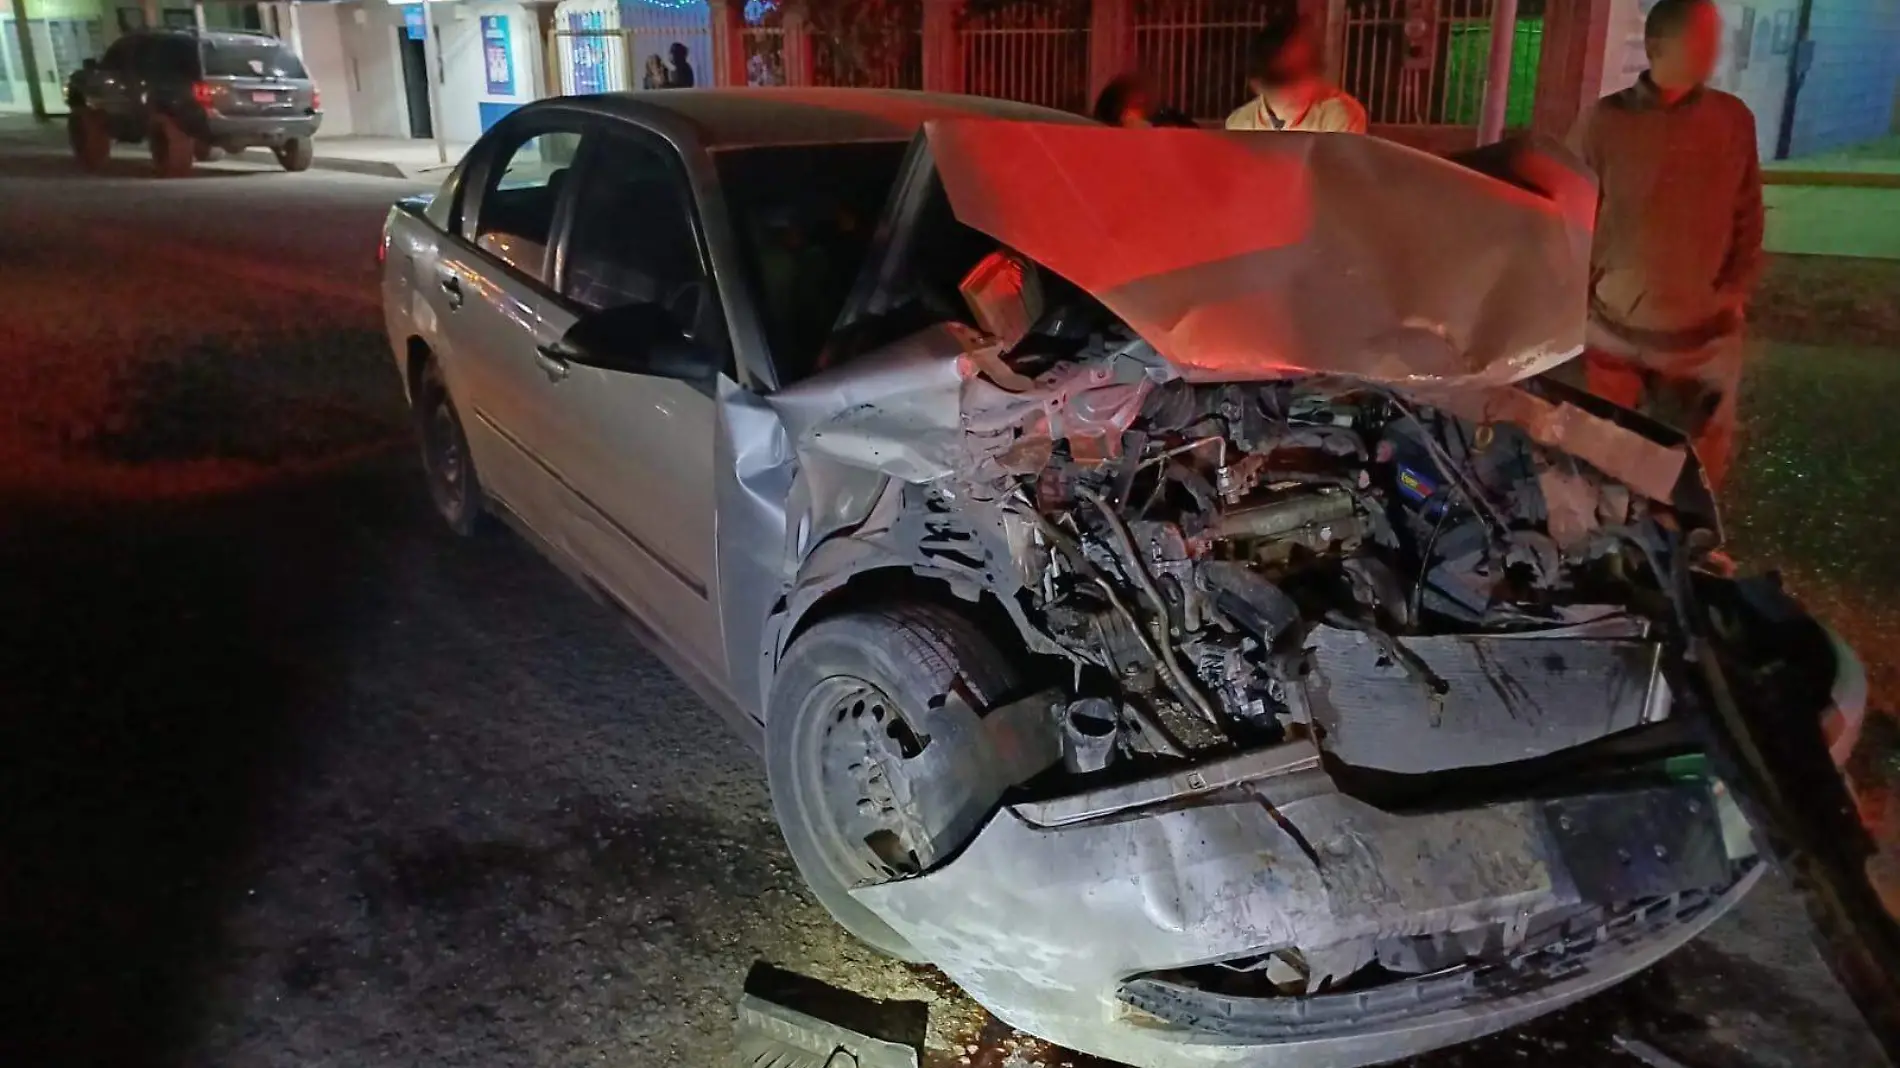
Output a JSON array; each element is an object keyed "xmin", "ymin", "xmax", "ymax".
[{"xmin": 0, "ymin": 127, "xmax": 1893, "ymax": 1068}]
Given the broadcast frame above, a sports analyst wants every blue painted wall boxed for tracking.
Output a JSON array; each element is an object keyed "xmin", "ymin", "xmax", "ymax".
[{"xmin": 1789, "ymin": 0, "xmax": 1900, "ymax": 155}]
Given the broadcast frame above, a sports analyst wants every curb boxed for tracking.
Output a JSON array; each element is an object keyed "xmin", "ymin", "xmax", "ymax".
[
  {"xmin": 1764, "ymin": 169, "xmax": 1900, "ymax": 189},
  {"xmin": 229, "ymin": 147, "xmax": 411, "ymax": 179}
]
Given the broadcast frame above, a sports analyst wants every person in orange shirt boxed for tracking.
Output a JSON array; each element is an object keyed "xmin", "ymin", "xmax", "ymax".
[{"xmin": 1224, "ymin": 14, "xmax": 1367, "ymax": 134}]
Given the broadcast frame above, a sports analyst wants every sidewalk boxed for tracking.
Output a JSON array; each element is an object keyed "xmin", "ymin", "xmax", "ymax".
[
  {"xmin": 1765, "ymin": 135, "xmax": 1900, "ymax": 261},
  {"xmin": 231, "ymin": 134, "xmax": 469, "ymax": 180}
]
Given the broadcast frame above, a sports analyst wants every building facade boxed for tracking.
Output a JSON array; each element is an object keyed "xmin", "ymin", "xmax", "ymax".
[{"xmin": 7, "ymin": 0, "xmax": 1898, "ymax": 158}]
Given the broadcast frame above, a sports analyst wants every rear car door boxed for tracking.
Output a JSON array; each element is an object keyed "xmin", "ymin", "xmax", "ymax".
[
  {"xmin": 430, "ymin": 113, "xmax": 586, "ymax": 544},
  {"xmin": 537, "ymin": 126, "xmax": 724, "ymax": 682}
]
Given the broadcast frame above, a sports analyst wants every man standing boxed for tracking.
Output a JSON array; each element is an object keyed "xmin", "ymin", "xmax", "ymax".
[
  {"xmin": 1225, "ymin": 14, "xmax": 1367, "ymax": 133},
  {"xmin": 666, "ymin": 41, "xmax": 696, "ymax": 88},
  {"xmin": 1570, "ymin": 0, "xmax": 1763, "ymax": 488}
]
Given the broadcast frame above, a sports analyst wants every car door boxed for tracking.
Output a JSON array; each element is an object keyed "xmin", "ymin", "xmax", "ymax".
[
  {"xmin": 83, "ymin": 36, "xmax": 141, "ymax": 125},
  {"xmin": 429, "ymin": 113, "xmax": 586, "ymax": 548},
  {"xmin": 534, "ymin": 126, "xmax": 725, "ymax": 685}
]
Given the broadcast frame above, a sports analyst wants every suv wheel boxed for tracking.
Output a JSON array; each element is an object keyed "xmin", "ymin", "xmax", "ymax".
[
  {"xmin": 68, "ymin": 107, "xmax": 110, "ymax": 171},
  {"xmin": 275, "ymin": 137, "xmax": 313, "ymax": 173},
  {"xmin": 765, "ymin": 604, "xmax": 1024, "ymax": 961},
  {"xmin": 416, "ymin": 358, "xmax": 483, "ymax": 536},
  {"xmin": 147, "ymin": 116, "xmax": 194, "ymax": 178}
]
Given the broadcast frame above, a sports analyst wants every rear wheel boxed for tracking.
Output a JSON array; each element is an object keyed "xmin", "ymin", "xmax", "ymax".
[
  {"xmin": 274, "ymin": 137, "xmax": 313, "ymax": 172},
  {"xmin": 765, "ymin": 604, "xmax": 1022, "ymax": 961},
  {"xmin": 147, "ymin": 115, "xmax": 194, "ymax": 177},
  {"xmin": 416, "ymin": 359, "xmax": 482, "ymax": 536}
]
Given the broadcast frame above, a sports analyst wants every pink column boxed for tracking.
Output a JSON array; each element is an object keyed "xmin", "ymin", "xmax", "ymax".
[
  {"xmin": 1087, "ymin": 0, "xmax": 1135, "ymax": 101},
  {"xmin": 782, "ymin": 4, "xmax": 815, "ymax": 86},
  {"xmin": 921, "ymin": 0, "xmax": 965, "ymax": 94},
  {"xmin": 708, "ymin": 0, "xmax": 747, "ymax": 87}
]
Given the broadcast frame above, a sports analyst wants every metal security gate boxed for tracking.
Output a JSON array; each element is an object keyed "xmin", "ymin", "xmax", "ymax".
[
  {"xmin": 1133, "ymin": 0, "xmax": 1296, "ymax": 124},
  {"xmin": 1335, "ymin": 0, "xmax": 1544, "ymax": 127},
  {"xmin": 556, "ymin": 17, "xmax": 631, "ymax": 94},
  {"xmin": 958, "ymin": 0, "xmax": 1090, "ymax": 112},
  {"xmin": 623, "ymin": 0, "xmax": 714, "ymax": 88}
]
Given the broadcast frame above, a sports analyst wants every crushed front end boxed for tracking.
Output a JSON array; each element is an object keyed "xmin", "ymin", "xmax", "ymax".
[{"xmin": 755, "ymin": 123, "xmax": 1877, "ymax": 1066}]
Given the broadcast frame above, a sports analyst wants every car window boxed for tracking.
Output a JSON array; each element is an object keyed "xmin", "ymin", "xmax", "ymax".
[
  {"xmin": 99, "ymin": 38, "xmax": 136, "ymax": 72},
  {"xmin": 136, "ymin": 36, "xmax": 198, "ymax": 80},
  {"xmin": 560, "ymin": 132, "xmax": 705, "ymax": 324},
  {"xmin": 471, "ymin": 127, "xmax": 581, "ymax": 281},
  {"xmin": 713, "ymin": 141, "xmax": 908, "ymax": 382},
  {"xmin": 200, "ymin": 38, "xmax": 307, "ymax": 79}
]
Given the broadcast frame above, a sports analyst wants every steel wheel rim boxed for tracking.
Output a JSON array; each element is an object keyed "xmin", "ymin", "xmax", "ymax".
[
  {"xmin": 424, "ymin": 399, "xmax": 464, "ymax": 517},
  {"xmin": 790, "ymin": 675, "xmax": 930, "ymax": 890}
]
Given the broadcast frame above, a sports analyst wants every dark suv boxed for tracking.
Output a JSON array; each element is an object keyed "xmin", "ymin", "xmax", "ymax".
[{"xmin": 66, "ymin": 28, "xmax": 322, "ymax": 177}]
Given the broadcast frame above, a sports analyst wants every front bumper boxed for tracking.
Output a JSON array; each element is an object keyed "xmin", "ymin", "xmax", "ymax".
[{"xmin": 854, "ymin": 745, "xmax": 1758, "ymax": 1068}]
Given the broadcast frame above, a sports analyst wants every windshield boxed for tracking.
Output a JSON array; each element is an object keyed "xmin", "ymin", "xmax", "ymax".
[
  {"xmin": 714, "ymin": 141, "xmax": 908, "ymax": 383},
  {"xmin": 200, "ymin": 39, "xmax": 307, "ymax": 79}
]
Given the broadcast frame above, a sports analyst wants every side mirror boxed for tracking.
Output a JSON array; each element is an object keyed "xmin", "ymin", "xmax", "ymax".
[{"xmin": 557, "ymin": 301, "xmax": 713, "ymax": 383}]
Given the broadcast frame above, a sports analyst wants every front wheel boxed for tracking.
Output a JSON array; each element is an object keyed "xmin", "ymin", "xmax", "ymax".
[
  {"xmin": 274, "ymin": 137, "xmax": 313, "ymax": 172},
  {"xmin": 415, "ymin": 359, "xmax": 482, "ymax": 536},
  {"xmin": 765, "ymin": 604, "xmax": 1023, "ymax": 961},
  {"xmin": 68, "ymin": 107, "xmax": 110, "ymax": 171}
]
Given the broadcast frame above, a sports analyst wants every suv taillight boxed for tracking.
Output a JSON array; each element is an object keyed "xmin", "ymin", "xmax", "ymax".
[
  {"xmin": 191, "ymin": 81, "xmax": 214, "ymax": 107},
  {"xmin": 312, "ymin": 87, "xmax": 321, "ymax": 112}
]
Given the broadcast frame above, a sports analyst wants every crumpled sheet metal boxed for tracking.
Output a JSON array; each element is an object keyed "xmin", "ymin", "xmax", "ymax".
[
  {"xmin": 853, "ymin": 777, "xmax": 1756, "ymax": 1068},
  {"xmin": 924, "ymin": 120, "xmax": 1595, "ymax": 389},
  {"xmin": 767, "ymin": 323, "xmax": 1169, "ymax": 490}
]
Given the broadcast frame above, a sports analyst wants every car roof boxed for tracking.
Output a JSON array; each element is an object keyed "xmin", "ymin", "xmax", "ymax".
[
  {"xmin": 564, "ymin": 88, "xmax": 1093, "ymax": 150},
  {"xmin": 129, "ymin": 27, "xmax": 282, "ymax": 45}
]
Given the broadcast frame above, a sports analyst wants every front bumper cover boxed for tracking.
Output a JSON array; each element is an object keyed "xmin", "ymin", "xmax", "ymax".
[{"xmin": 853, "ymin": 745, "xmax": 1755, "ymax": 1068}]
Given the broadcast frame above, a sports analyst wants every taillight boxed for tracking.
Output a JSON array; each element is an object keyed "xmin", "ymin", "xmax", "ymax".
[
  {"xmin": 312, "ymin": 87, "xmax": 321, "ymax": 112},
  {"xmin": 191, "ymin": 81, "xmax": 214, "ymax": 107},
  {"xmin": 377, "ymin": 213, "xmax": 392, "ymax": 265}
]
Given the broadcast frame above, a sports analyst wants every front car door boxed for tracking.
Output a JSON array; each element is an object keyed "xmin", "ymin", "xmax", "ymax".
[
  {"xmin": 537, "ymin": 125, "xmax": 726, "ymax": 690},
  {"xmin": 430, "ymin": 112, "xmax": 586, "ymax": 548}
]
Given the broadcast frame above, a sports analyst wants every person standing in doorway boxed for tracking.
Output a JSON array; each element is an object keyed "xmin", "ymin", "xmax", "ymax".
[
  {"xmin": 1224, "ymin": 13, "xmax": 1366, "ymax": 133},
  {"xmin": 666, "ymin": 42, "xmax": 696, "ymax": 88},
  {"xmin": 1570, "ymin": 0, "xmax": 1763, "ymax": 488},
  {"xmin": 642, "ymin": 54, "xmax": 668, "ymax": 90}
]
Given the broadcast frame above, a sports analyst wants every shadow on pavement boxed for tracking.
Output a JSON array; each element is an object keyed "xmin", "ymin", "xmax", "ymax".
[{"xmin": 0, "ymin": 459, "xmax": 414, "ymax": 1066}]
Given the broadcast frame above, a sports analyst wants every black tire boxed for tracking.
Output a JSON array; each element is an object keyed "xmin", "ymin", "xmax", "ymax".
[
  {"xmin": 147, "ymin": 115, "xmax": 194, "ymax": 177},
  {"xmin": 275, "ymin": 136, "xmax": 313, "ymax": 172},
  {"xmin": 68, "ymin": 107, "xmax": 110, "ymax": 171},
  {"xmin": 194, "ymin": 141, "xmax": 225, "ymax": 163},
  {"xmin": 415, "ymin": 358, "xmax": 482, "ymax": 536},
  {"xmin": 765, "ymin": 604, "xmax": 1022, "ymax": 961}
]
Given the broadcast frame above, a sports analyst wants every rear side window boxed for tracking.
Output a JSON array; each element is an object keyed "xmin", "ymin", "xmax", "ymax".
[
  {"xmin": 136, "ymin": 36, "xmax": 199, "ymax": 80},
  {"xmin": 200, "ymin": 39, "xmax": 307, "ymax": 79},
  {"xmin": 471, "ymin": 128, "xmax": 582, "ymax": 280}
]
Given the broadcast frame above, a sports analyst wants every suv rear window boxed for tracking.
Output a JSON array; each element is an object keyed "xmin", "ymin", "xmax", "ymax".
[{"xmin": 200, "ymin": 39, "xmax": 307, "ymax": 79}]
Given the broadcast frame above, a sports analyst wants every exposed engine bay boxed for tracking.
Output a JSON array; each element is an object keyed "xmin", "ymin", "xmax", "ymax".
[{"xmin": 1006, "ymin": 354, "xmax": 1693, "ymax": 770}]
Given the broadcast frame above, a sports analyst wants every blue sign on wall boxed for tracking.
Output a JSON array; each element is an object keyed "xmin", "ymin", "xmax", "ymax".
[
  {"xmin": 402, "ymin": 4, "xmax": 426, "ymax": 41},
  {"xmin": 480, "ymin": 15, "xmax": 515, "ymax": 96}
]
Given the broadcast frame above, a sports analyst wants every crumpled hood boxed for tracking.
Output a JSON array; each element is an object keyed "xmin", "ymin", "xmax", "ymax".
[{"xmin": 924, "ymin": 120, "xmax": 1597, "ymax": 388}]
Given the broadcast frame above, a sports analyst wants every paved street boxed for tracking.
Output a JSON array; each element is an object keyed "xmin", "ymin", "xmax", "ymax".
[{"xmin": 0, "ymin": 126, "xmax": 1894, "ymax": 1068}]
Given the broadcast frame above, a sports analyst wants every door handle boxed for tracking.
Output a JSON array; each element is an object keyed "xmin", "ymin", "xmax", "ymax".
[
  {"xmin": 439, "ymin": 273, "xmax": 464, "ymax": 310},
  {"xmin": 534, "ymin": 344, "xmax": 572, "ymax": 383}
]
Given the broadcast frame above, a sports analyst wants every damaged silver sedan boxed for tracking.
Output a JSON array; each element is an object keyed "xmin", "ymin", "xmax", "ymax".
[{"xmin": 381, "ymin": 91, "xmax": 1884, "ymax": 1067}]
